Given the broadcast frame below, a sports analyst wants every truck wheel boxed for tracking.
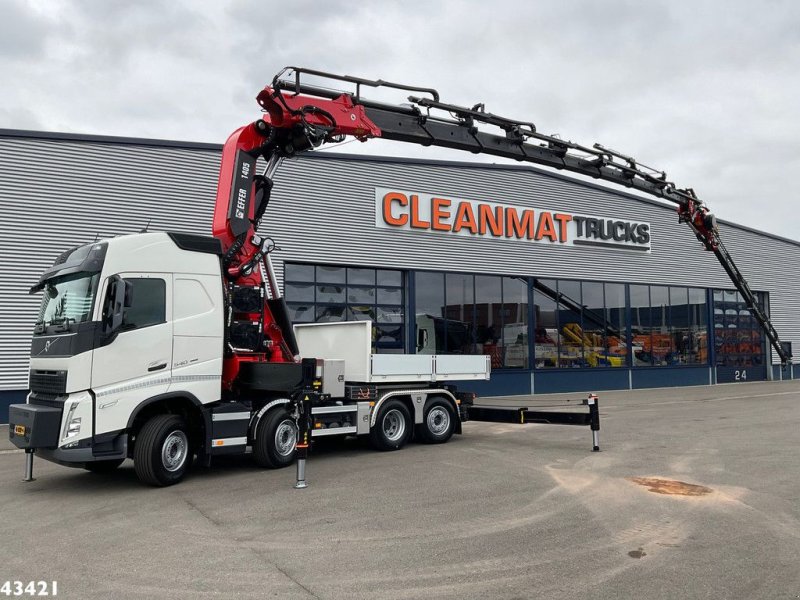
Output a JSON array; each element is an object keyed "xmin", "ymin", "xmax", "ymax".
[
  {"xmin": 253, "ymin": 408, "xmax": 296, "ymax": 469},
  {"xmin": 416, "ymin": 398, "xmax": 455, "ymax": 444},
  {"xmin": 134, "ymin": 415, "xmax": 191, "ymax": 486},
  {"xmin": 370, "ymin": 400, "xmax": 412, "ymax": 451},
  {"xmin": 84, "ymin": 459, "xmax": 125, "ymax": 474}
]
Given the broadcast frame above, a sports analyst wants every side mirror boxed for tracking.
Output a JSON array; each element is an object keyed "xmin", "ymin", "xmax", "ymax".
[
  {"xmin": 124, "ymin": 281, "xmax": 133, "ymax": 308},
  {"xmin": 103, "ymin": 275, "xmax": 130, "ymax": 336}
]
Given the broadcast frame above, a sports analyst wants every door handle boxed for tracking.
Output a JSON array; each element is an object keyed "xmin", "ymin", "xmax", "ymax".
[{"xmin": 147, "ymin": 362, "xmax": 168, "ymax": 372}]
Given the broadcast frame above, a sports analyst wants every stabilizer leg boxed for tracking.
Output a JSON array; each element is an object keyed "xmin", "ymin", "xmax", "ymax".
[
  {"xmin": 23, "ymin": 449, "xmax": 35, "ymax": 482},
  {"xmin": 588, "ymin": 394, "xmax": 600, "ymax": 452},
  {"xmin": 293, "ymin": 391, "xmax": 312, "ymax": 489}
]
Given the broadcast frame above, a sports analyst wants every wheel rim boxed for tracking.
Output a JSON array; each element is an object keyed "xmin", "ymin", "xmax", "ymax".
[
  {"xmin": 382, "ymin": 409, "xmax": 406, "ymax": 442},
  {"xmin": 274, "ymin": 419, "xmax": 297, "ymax": 457},
  {"xmin": 161, "ymin": 430, "xmax": 188, "ymax": 472},
  {"xmin": 427, "ymin": 406, "xmax": 450, "ymax": 435}
]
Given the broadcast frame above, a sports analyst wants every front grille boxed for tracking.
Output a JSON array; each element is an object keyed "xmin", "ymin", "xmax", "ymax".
[
  {"xmin": 29, "ymin": 370, "xmax": 67, "ymax": 395},
  {"xmin": 28, "ymin": 392, "xmax": 65, "ymax": 408}
]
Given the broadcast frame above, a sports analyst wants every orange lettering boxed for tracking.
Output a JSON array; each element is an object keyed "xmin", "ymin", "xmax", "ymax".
[
  {"xmin": 410, "ymin": 194, "xmax": 430, "ymax": 229},
  {"xmin": 554, "ymin": 213, "xmax": 572, "ymax": 243},
  {"xmin": 431, "ymin": 197, "xmax": 451, "ymax": 231},
  {"xmin": 479, "ymin": 204, "xmax": 503, "ymax": 236},
  {"xmin": 506, "ymin": 209, "xmax": 536, "ymax": 239},
  {"xmin": 453, "ymin": 202, "xmax": 478, "ymax": 233},
  {"xmin": 536, "ymin": 211, "xmax": 558, "ymax": 241},
  {"xmin": 382, "ymin": 192, "xmax": 408, "ymax": 226}
]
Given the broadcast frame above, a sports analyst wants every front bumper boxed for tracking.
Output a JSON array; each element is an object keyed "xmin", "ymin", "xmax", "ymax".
[
  {"xmin": 8, "ymin": 391, "xmax": 122, "ymax": 465},
  {"xmin": 9, "ymin": 403, "xmax": 61, "ymax": 449}
]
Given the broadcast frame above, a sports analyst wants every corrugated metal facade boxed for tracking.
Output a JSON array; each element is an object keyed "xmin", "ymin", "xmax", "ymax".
[
  {"xmin": 1, "ymin": 130, "xmax": 798, "ymax": 393},
  {"xmin": 0, "ymin": 134, "xmax": 220, "ymax": 390}
]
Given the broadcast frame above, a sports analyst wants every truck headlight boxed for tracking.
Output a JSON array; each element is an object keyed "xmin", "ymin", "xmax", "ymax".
[{"xmin": 66, "ymin": 417, "xmax": 81, "ymax": 437}]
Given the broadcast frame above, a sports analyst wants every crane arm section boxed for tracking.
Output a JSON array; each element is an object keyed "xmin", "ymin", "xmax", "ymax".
[{"xmin": 215, "ymin": 67, "xmax": 791, "ymax": 372}]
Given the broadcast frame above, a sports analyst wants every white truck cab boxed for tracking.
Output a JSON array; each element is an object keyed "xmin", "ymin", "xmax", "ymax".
[
  {"xmin": 14, "ymin": 232, "xmax": 224, "ymax": 475},
  {"xmin": 10, "ymin": 232, "xmax": 489, "ymax": 486}
]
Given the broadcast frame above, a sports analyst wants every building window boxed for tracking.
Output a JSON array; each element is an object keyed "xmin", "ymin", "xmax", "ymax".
[
  {"xmin": 534, "ymin": 279, "xmax": 630, "ymax": 369},
  {"xmin": 629, "ymin": 284, "xmax": 652, "ymax": 365},
  {"xmin": 288, "ymin": 262, "xmax": 719, "ymax": 370},
  {"xmin": 674, "ymin": 287, "xmax": 709, "ymax": 365},
  {"xmin": 502, "ymin": 277, "xmax": 529, "ymax": 368},
  {"xmin": 414, "ymin": 271, "xmax": 446, "ymax": 354},
  {"xmin": 604, "ymin": 282, "xmax": 628, "ymax": 367},
  {"xmin": 475, "ymin": 275, "xmax": 503, "ymax": 368},
  {"xmin": 413, "ymin": 271, "xmax": 529, "ymax": 368},
  {"xmin": 284, "ymin": 263, "xmax": 405, "ymax": 353},
  {"xmin": 533, "ymin": 279, "xmax": 559, "ymax": 368},
  {"xmin": 713, "ymin": 289, "xmax": 765, "ymax": 367},
  {"xmin": 445, "ymin": 272, "xmax": 476, "ymax": 354},
  {"xmin": 629, "ymin": 284, "xmax": 708, "ymax": 366}
]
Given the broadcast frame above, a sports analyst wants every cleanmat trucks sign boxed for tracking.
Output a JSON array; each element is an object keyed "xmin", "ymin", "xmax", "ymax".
[{"xmin": 375, "ymin": 188, "xmax": 651, "ymax": 252}]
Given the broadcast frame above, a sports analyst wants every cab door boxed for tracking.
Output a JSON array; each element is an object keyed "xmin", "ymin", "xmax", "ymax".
[{"xmin": 91, "ymin": 274, "xmax": 173, "ymax": 436}]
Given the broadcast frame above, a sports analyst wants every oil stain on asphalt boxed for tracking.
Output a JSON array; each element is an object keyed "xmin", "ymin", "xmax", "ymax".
[
  {"xmin": 628, "ymin": 477, "xmax": 713, "ymax": 496},
  {"xmin": 628, "ymin": 547, "xmax": 647, "ymax": 559}
]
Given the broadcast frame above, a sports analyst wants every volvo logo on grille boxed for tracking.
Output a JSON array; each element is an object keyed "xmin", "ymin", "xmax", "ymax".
[{"xmin": 37, "ymin": 338, "xmax": 59, "ymax": 355}]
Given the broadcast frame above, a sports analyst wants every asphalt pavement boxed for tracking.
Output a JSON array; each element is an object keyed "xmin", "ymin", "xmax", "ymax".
[{"xmin": 1, "ymin": 380, "xmax": 799, "ymax": 599}]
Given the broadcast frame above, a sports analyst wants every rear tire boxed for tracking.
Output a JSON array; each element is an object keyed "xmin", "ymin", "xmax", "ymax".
[
  {"xmin": 84, "ymin": 458, "xmax": 125, "ymax": 473},
  {"xmin": 370, "ymin": 400, "xmax": 412, "ymax": 451},
  {"xmin": 253, "ymin": 408, "xmax": 297, "ymax": 469},
  {"xmin": 416, "ymin": 398, "xmax": 455, "ymax": 444},
  {"xmin": 134, "ymin": 415, "xmax": 191, "ymax": 487}
]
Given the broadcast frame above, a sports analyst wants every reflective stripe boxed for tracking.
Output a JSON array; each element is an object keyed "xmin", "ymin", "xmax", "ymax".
[
  {"xmin": 212, "ymin": 412, "xmax": 251, "ymax": 422},
  {"xmin": 95, "ymin": 374, "xmax": 221, "ymax": 398},
  {"xmin": 211, "ymin": 437, "xmax": 247, "ymax": 447}
]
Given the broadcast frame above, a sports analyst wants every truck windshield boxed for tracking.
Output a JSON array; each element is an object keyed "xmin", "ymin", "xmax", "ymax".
[{"xmin": 36, "ymin": 272, "xmax": 101, "ymax": 328}]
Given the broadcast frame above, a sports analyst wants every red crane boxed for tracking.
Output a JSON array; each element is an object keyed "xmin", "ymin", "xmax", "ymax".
[{"xmin": 213, "ymin": 66, "xmax": 791, "ymax": 394}]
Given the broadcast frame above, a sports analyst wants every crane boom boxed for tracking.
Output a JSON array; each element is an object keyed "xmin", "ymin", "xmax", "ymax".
[{"xmin": 215, "ymin": 66, "xmax": 791, "ymax": 381}]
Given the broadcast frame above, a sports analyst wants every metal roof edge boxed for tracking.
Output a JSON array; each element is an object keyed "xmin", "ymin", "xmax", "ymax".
[{"xmin": 0, "ymin": 128, "xmax": 222, "ymax": 152}]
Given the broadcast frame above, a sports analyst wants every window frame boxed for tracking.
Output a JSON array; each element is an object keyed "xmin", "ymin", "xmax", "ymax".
[
  {"xmin": 290, "ymin": 262, "xmax": 718, "ymax": 372},
  {"xmin": 284, "ymin": 262, "xmax": 405, "ymax": 353}
]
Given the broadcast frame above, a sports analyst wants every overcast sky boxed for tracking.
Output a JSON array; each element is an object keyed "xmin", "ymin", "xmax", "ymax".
[{"xmin": 2, "ymin": 0, "xmax": 799, "ymax": 239}]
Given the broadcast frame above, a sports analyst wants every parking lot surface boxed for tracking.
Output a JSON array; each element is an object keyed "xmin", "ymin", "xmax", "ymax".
[{"xmin": 1, "ymin": 380, "xmax": 799, "ymax": 599}]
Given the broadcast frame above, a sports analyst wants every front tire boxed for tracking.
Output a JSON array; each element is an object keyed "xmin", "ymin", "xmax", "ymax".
[
  {"xmin": 134, "ymin": 415, "xmax": 191, "ymax": 487},
  {"xmin": 370, "ymin": 400, "xmax": 412, "ymax": 451},
  {"xmin": 253, "ymin": 408, "xmax": 297, "ymax": 469},
  {"xmin": 416, "ymin": 398, "xmax": 455, "ymax": 444}
]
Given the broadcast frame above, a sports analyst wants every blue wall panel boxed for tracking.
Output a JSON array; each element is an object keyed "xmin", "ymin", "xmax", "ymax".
[
  {"xmin": 772, "ymin": 364, "xmax": 798, "ymax": 380},
  {"xmin": 715, "ymin": 365, "xmax": 767, "ymax": 384},
  {"xmin": 772, "ymin": 365, "xmax": 783, "ymax": 380},
  {"xmin": 455, "ymin": 371, "xmax": 531, "ymax": 397},
  {"xmin": 632, "ymin": 366, "xmax": 710, "ymax": 389},
  {"xmin": 0, "ymin": 390, "xmax": 27, "ymax": 424},
  {"xmin": 533, "ymin": 369, "xmax": 630, "ymax": 394}
]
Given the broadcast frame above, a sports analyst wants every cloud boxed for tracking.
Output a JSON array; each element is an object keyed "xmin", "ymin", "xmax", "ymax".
[
  {"xmin": 1, "ymin": 0, "xmax": 798, "ymax": 239},
  {"xmin": 0, "ymin": 0, "xmax": 55, "ymax": 58}
]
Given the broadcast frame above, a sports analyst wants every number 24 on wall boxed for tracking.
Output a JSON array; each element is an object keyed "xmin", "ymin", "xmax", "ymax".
[{"xmin": 734, "ymin": 370, "xmax": 747, "ymax": 381}]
